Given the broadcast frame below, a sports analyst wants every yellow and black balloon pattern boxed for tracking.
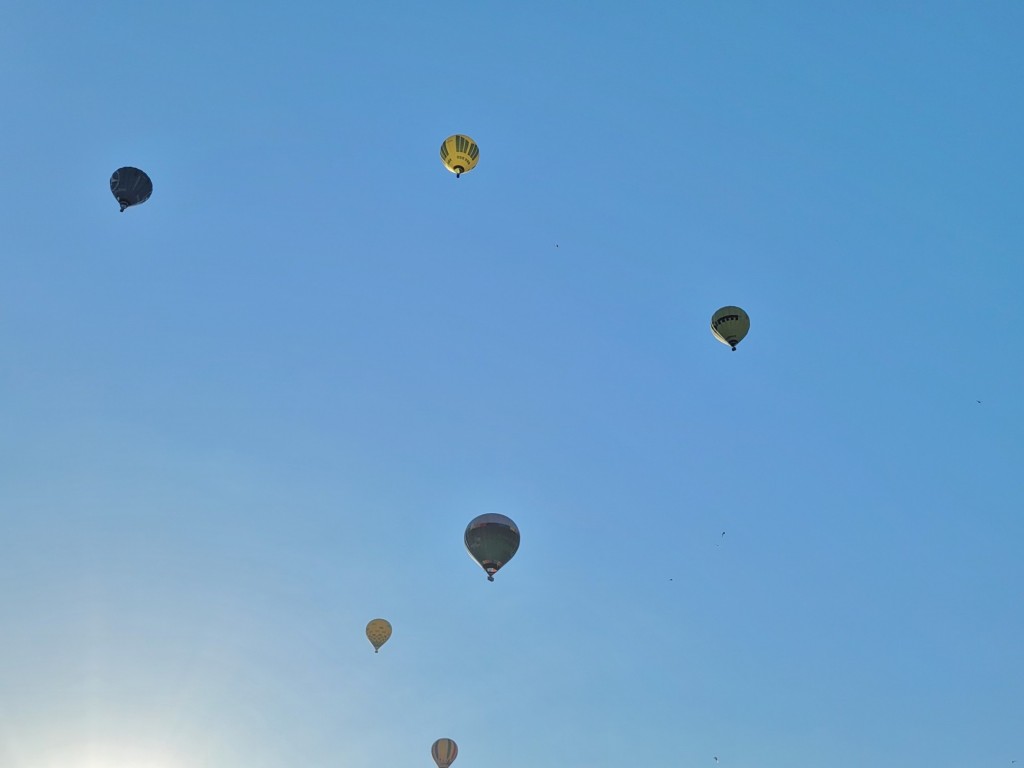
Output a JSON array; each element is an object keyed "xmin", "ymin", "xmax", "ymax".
[{"xmin": 440, "ymin": 135, "xmax": 479, "ymax": 177}]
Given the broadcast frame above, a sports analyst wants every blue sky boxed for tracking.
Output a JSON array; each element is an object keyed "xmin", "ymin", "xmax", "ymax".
[{"xmin": 1, "ymin": 2, "xmax": 1022, "ymax": 767}]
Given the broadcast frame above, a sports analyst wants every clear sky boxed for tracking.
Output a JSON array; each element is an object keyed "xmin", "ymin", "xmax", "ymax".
[{"xmin": 1, "ymin": 2, "xmax": 1022, "ymax": 767}]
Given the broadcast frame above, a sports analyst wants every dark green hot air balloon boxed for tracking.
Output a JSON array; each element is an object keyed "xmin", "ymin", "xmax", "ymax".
[
  {"xmin": 110, "ymin": 167, "xmax": 153, "ymax": 212},
  {"xmin": 464, "ymin": 514, "xmax": 520, "ymax": 582},
  {"xmin": 711, "ymin": 306, "xmax": 750, "ymax": 351}
]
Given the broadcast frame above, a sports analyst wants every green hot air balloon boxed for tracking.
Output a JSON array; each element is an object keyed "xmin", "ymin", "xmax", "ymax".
[
  {"xmin": 464, "ymin": 514, "xmax": 520, "ymax": 582},
  {"xmin": 711, "ymin": 306, "xmax": 750, "ymax": 351}
]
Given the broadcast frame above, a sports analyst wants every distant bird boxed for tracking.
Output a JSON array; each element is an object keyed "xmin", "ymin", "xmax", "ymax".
[{"xmin": 977, "ymin": 400, "xmax": 982, "ymax": 403}]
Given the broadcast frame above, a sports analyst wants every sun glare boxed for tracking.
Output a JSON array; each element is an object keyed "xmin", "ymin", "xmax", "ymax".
[{"xmin": 37, "ymin": 746, "xmax": 188, "ymax": 768}]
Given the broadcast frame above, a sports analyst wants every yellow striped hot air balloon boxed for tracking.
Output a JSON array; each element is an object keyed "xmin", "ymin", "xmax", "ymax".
[
  {"xmin": 365, "ymin": 618, "xmax": 392, "ymax": 653},
  {"xmin": 440, "ymin": 135, "xmax": 479, "ymax": 178},
  {"xmin": 431, "ymin": 738, "xmax": 458, "ymax": 768}
]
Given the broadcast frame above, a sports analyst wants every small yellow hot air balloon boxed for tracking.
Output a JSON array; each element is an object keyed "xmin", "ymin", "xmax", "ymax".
[
  {"xmin": 366, "ymin": 618, "xmax": 392, "ymax": 653},
  {"xmin": 440, "ymin": 135, "xmax": 479, "ymax": 178},
  {"xmin": 432, "ymin": 738, "xmax": 458, "ymax": 768},
  {"xmin": 711, "ymin": 306, "xmax": 750, "ymax": 351}
]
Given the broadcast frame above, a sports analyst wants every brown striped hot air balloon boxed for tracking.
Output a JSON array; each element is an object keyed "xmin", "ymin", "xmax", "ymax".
[
  {"xmin": 431, "ymin": 738, "xmax": 458, "ymax": 768},
  {"xmin": 365, "ymin": 618, "xmax": 392, "ymax": 653}
]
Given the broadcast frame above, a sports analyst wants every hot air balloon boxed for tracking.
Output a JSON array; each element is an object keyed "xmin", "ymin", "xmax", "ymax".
[
  {"xmin": 440, "ymin": 135, "xmax": 479, "ymax": 178},
  {"xmin": 711, "ymin": 306, "xmax": 750, "ymax": 351},
  {"xmin": 464, "ymin": 514, "xmax": 520, "ymax": 582},
  {"xmin": 365, "ymin": 618, "xmax": 392, "ymax": 653},
  {"xmin": 110, "ymin": 167, "xmax": 153, "ymax": 212},
  {"xmin": 432, "ymin": 738, "xmax": 458, "ymax": 768}
]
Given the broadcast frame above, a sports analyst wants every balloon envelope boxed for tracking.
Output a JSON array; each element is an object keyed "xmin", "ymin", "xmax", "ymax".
[
  {"xmin": 464, "ymin": 514, "xmax": 520, "ymax": 581},
  {"xmin": 440, "ymin": 135, "xmax": 479, "ymax": 177},
  {"xmin": 110, "ymin": 167, "xmax": 152, "ymax": 212},
  {"xmin": 711, "ymin": 306, "xmax": 750, "ymax": 350},
  {"xmin": 432, "ymin": 738, "xmax": 458, "ymax": 768},
  {"xmin": 365, "ymin": 618, "xmax": 392, "ymax": 653}
]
